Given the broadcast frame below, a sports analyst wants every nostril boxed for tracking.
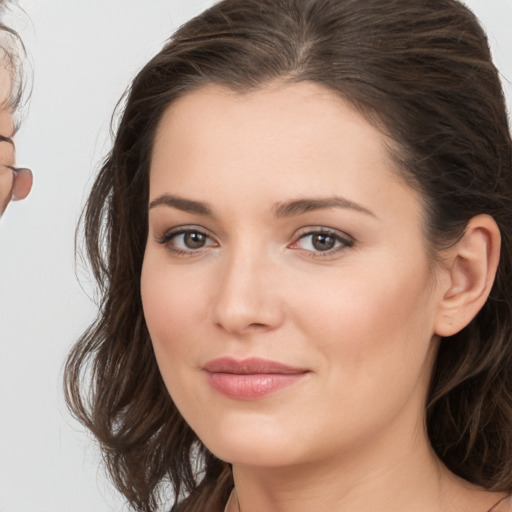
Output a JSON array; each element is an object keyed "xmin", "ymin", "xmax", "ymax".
[{"xmin": 214, "ymin": 321, "xmax": 267, "ymax": 331}]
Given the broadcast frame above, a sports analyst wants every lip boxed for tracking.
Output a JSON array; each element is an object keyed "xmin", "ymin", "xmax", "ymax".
[{"xmin": 202, "ymin": 357, "xmax": 309, "ymax": 400}]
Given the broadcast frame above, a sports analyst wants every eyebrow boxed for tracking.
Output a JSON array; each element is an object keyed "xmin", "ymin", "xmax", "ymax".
[
  {"xmin": 149, "ymin": 193, "xmax": 376, "ymax": 219},
  {"xmin": 149, "ymin": 194, "xmax": 213, "ymax": 216},
  {"xmin": 273, "ymin": 196, "xmax": 376, "ymax": 218}
]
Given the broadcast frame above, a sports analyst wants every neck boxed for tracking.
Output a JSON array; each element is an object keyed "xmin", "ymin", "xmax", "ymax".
[{"xmin": 229, "ymin": 422, "xmax": 491, "ymax": 512}]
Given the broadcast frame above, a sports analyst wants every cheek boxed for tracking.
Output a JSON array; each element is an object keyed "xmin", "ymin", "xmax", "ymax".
[
  {"xmin": 141, "ymin": 258, "xmax": 205, "ymax": 434},
  {"xmin": 141, "ymin": 245, "xmax": 210, "ymax": 323},
  {"xmin": 286, "ymin": 266, "xmax": 436, "ymax": 448},
  {"xmin": 0, "ymin": 167, "xmax": 13, "ymax": 212},
  {"xmin": 292, "ymin": 259, "xmax": 436, "ymax": 392},
  {"xmin": 141, "ymin": 254, "xmax": 221, "ymax": 439},
  {"xmin": 141, "ymin": 255, "xmax": 206, "ymax": 373}
]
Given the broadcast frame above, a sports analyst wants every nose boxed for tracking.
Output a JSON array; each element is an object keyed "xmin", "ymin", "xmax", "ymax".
[
  {"xmin": 12, "ymin": 168, "xmax": 33, "ymax": 201},
  {"xmin": 210, "ymin": 247, "xmax": 285, "ymax": 336}
]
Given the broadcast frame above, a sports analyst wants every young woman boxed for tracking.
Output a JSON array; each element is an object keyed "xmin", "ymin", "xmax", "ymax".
[
  {"xmin": 0, "ymin": 1, "xmax": 31, "ymax": 217},
  {"xmin": 65, "ymin": 1, "xmax": 512, "ymax": 511}
]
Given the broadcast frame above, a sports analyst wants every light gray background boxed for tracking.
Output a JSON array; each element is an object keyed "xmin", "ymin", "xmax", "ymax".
[{"xmin": 0, "ymin": 1, "xmax": 510, "ymax": 511}]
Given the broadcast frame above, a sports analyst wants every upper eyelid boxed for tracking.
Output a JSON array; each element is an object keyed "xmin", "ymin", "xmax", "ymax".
[
  {"xmin": 156, "ymin": 224, "xmax": 211, "ymax": 235},
  {"xmin": 289, "ymin": 227, "xmax": 355, "ymax": 254},
  {"xmin": 292, "ymin": 226, "xmax": 354, "ymax": 241},
  {"xmin": 154, "ymin": 224, "xmax": 355, "ymax": 251},
  {"xmin": 156, "ymin": 225, "xmax": 216, "ymax": 243},
  {"xmin": 155, "ymin": 224, "xmax": 353, "ymax": 238}
]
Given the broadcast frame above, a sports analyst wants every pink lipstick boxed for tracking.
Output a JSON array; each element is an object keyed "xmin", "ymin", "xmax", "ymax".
[{"xmin": 202, "ymin": 357, "xmax": 309, "ymax": 400}]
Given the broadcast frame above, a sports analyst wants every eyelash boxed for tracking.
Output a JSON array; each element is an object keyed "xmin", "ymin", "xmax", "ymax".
[
  {"xmin": 289, "ymin": 228, "xmax": 354, "ymax": 258},
  {"xmin": 156, "ymin": 226, "xmax": 217, "ymax": 256},
  {"xmin": 156, "ymin": 226, "xmax": 355, "ymax": 258}
]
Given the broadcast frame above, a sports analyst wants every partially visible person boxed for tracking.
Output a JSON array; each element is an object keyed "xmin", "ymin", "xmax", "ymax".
[{"xmin": 0, "ymin": 0, "xmax": 31, "ymax": 218}]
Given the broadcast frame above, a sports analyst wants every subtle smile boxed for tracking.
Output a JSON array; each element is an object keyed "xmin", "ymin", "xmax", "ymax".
[{"xmin": 202, "ymin": 357, "xmax": 310, "ymax": 400}]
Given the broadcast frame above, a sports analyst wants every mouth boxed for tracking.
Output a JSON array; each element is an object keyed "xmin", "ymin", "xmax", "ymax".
[{"xmin": 202, "ymin": 357, "xmax": 309, "ymax": 400}]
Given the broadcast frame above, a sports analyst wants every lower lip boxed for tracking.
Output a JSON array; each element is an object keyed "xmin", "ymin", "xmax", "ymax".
[{"xmin": 206, "ymin": 372, "xmax": 307, "ymax": 400}]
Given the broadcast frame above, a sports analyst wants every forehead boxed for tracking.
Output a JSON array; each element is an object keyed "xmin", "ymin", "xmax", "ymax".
[
  {"xmin": 149, "ymin": 81, "xmax": 427, "ymax": 253},
  {"xmin": 150, "ymin": 81, "xmax": 406, "ymax": 198}
]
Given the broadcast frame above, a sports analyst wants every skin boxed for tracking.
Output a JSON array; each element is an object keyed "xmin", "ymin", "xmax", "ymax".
[
  {"xmin": 0, "ymin": 66, "xmax": 31, "ymax": 217},
  {"xmin": 141, "ymin": 82, "xmax": 503, "ymax": 512}
]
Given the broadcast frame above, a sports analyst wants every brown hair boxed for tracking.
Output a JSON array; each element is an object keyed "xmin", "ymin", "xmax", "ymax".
[{"xmin": 64, "ymin": 0, "xmax": 512, "ymax": 510}]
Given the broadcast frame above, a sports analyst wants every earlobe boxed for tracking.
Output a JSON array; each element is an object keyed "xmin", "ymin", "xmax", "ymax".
[{"xmin": 434, "ymin": 215, "xmax": 501, "ymax": 337}]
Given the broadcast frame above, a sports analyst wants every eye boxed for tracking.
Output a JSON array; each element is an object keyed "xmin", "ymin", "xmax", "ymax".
[
  {"xmin": 290, "ymin": 228, "xmax": 354, "ymax": 256},
  {"xmin": 179, "ymin": 231, "xmax": 209, "ymax": 249},
  {"xmin": 157, "ymin": 227, "xmax": 217, "ymax": 254}
]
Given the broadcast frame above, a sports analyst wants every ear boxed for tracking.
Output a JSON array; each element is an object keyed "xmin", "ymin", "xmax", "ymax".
[{"xmin": 434, "ymin": 214, "xmax": 501, "ymax": 337}]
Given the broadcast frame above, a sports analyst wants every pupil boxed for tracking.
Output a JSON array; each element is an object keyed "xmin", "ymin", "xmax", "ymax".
[
  {"xmin": 312, "ymin": 233, "xmax": 335, "ymax": 251},
  {"xmin": 185, "ymin": 232, "xmax": 206, "ymax": 249}
]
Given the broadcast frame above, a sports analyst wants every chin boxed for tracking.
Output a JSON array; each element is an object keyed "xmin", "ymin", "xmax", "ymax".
[
  {"xmin": 192, "ymin": 412, "xmax": 306, "ymax": 468},
  {"xmin": 208, "ymin": 438, "xmax": 300, "ymax": 468}
]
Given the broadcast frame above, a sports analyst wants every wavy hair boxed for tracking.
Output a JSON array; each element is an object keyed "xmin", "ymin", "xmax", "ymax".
[{"xmin": 64, "ymin": 0, "xmax": 512, "ymax": 510}]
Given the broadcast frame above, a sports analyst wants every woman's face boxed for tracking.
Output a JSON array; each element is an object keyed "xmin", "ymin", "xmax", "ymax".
[{"xmin": 141, "ymin": 82, "xmax": 444, "ymax": 469}]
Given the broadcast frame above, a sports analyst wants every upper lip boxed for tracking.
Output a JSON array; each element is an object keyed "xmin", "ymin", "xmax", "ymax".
[{"xmin": 202, "ymin": 357, "xmax": 308, "ymax": 375}]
